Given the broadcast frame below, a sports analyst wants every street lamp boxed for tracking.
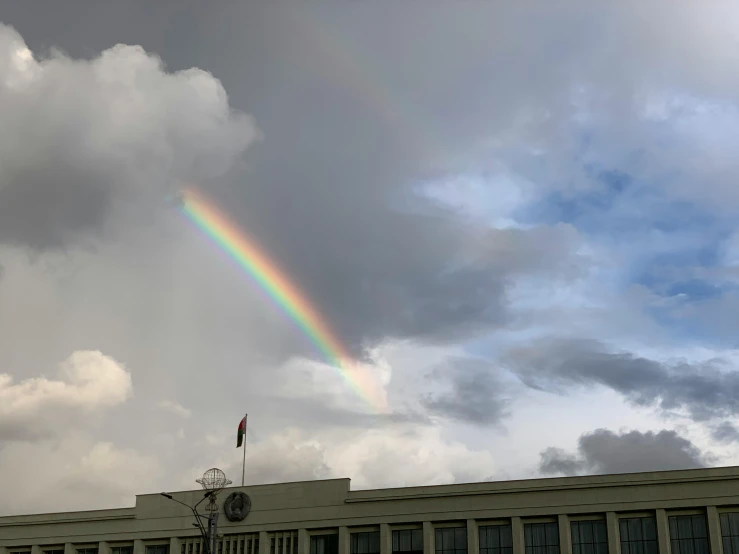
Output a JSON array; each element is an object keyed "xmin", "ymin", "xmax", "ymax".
[
  {"xmin": 160, "ymin": 469, "xmax": 232, "ymax": 554},
  {"xmin": 160, "ymin": 491, "xmax": 214, "ymax": 554}
]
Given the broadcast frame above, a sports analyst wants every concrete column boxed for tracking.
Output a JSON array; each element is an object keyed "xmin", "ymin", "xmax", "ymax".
[
  {"xmin": 381, "ymin": 524, "xmax": 393, "ymax": 554},
  {"xmin": 606, "ymin": 513, "xmax": 621, "ymax": 554},
  {"xmin": 467, "ymin": 520, "xmax": 479, "ymax": 554},
  {"xmin": 558, "ymin": 515, "xmax": 572, "ymax": 554},
  {"xmin": 707, "ymin": 507, "xmax": 723, "ymax": 554},
  {"xmin": 1, "ymin": 546, "xmax": 8, "ymax": 554},
  {"xmin": 134, "ymin": 540, "xmax": 145, "ymax": 554},
  {"xmin": 31, "ymin": 546, "xmax": 42, "ymax": 554},
  {"xmin": 170, "ymin": 539, "xmax": 181, "ymax": 554},
  {"xmin": 298, "ymin": 530, "xmax": 309, "ymax": 554},
  {"xmin": 423, "ymin": 523, "xmax": 435, "ymax": 554},
  {"xmin": 99, "ymin": 543, "xmax": 111, "ymax": 554},
  {"xmin": 339, "ymin": 528, "xmax": 350, "ymax": 554},
  {"xmin": 259, "ymin": 532, "xmax": 269, "ymax": 554},
  {"xmin": 65, "ymin": 544, "xmax": 75, "ymax": 554},
  {"xmin": 656, "ymin": 510, "xmax": 672, "ymax": 554},
  {"xmin": 512, "ymin": 517, "xmax": 525, "ymax": 554}
]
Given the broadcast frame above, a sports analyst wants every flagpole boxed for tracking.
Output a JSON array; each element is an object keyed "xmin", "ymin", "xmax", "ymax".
[{"xmin": 241, "ymin": 414, "xmax": 247, "ymax": 487}]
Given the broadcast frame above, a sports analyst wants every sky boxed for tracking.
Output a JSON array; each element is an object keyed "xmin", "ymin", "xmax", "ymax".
[{"xmin": 2, "ymin": 0, "xmax": 739, "ymax": 515}]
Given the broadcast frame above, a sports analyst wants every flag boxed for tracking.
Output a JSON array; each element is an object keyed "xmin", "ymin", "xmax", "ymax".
[{"xmin": 237, "ymin": 415, "xmax": 247, "ymax": 448}]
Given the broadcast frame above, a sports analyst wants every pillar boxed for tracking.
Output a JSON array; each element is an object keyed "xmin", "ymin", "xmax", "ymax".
[
  {"xmin": 558, "ymin": 516, "xmax": 572, "ymax": 554},
  {"xmin": 656, "ymin": 510, "xmax": 672, "ymax": 554},
  {"xmin": 170, "ymin": 539, "xmax": 181, "ymax": 554},
  {"xmin": 259, "ymin": 532, "xmax": 269, "ymax": 554},
  {"xmin": 339, "ymin": 528, "xmax": 350, "ymax": 554},
  {"xmin": 31, "ymin": 546, "xmax": 41, "ymax": 554},
  {"xmin": 467, "ymin": 520, "xmax": 479, "ymax": 554},
  {"xmin": 707, "ymin": 507, "xmax": 723, "ymax": 554},
  {"xmin": 423, "ymin": 523, "xmax": 434, "ymax": 554},
  {"xmin": 100, "ymin": 543, "xmax": 111, "ymax": 554},
  {"xmin": 298, "ymin": 530, "xmax": 309, "ymax": 554},
  {"xmin": 606, "ymin": 513, "xmax": 621, "ymax": 554},
  {"xmin": 512, "ymin": 517, "xmax": 525, "ymax": 554},
  {"xmin": 381, "ymin": 524, "xmax": 393, "ymax": 554},
  {"xmin": 134, "ymin": 540, "xmax": 145, "ymax": 554},
  {"xmin": 65, "ymin": 544, "xmax": 75, "ymax": 554}
]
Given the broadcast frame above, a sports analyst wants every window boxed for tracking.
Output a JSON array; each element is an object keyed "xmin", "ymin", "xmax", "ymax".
[
  {"xmin": 721, "ymin": 513, "xmax": 739, "ymax": 554},
  {"xmin": 45, "ymin": 550, "xmax": 65, "ymax": 554},
  {"xmin": 620, "ymin": 517, "xmax": 658, "ymax": 554},
  {"xmin": 310, "ymin": 535, "xmax": 339, "ymax": 554},
  {"xmin": 351, "ymin": 532, "xmax": 380, "ymax": 554},
  {"xmin": 670, "ymin": 515, "xmax": 710, "ymax": 554},
  {"xmin": 78, "ymin": 549, "xmax": 99, "ymax": 554},
  {"xmin": 271, "ymin": 532, "xmax": 298, "ymax": 554},
  {"xmin": 479, "ymin": 525, "xmax": 513, "ymax": 554},
  {"xmin": 571, "ymin": 521, "xmax": 608, "ymax": 554},
  {"xmin": 524, "ymin": 522, "xmax": 559, "ymax": 554},
  {"xmin": 436, "ymin": 528, "xmax": 467, "ymax": 554},
  {"xmin": 146, "ymin": 546, "xmax": 170, "ymax": 554},
  {"xmin": 393, "ymin": 529, "xmax": 423, "ymax": 554},
  {"xmin": 111, "ymin": 547, "xmax": 133, "ymax": 554}
]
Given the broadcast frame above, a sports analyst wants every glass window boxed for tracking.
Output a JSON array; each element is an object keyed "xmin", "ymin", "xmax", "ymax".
[
  {"xmin": 393, "ymin": 530, "xmax": 423, "ymax": 554},
  {"xmin": 146, "ymin": 546, "xmax": 170, "ymax": 554},
  {"xmin": 351, "ymin": 532, "xmax": 380, "ymax": 554},
  {"xmin": 479, "ymin": 525, "xmax": 513, "ymax": 554},
  {"xmin": 45, "ymin": 550, "xmax": 65, "ymax": 554},
  {"xmin": 571, "ymin": 520, "xmax": 608, "ymax": 554},
  {"xmin": 524, "ymin": 522, "xmax": 559, "ymax": 554},
  {"xmin": 310, "ymin": 535, "xmax": 339, "ymax": 554},
  {"xmin": 669, "ymin": 515, "xmax": 710, "ymax": 554},
  {"xmin": 272, "ymin": 536, "xmax": 297, "ymax": 554},
  {"xmin": 78, "ymin": 549, "xmax": 99, "ymax": 554},
  {"xmin": 436, "ymin": 528, "xmax": 467, "ymax": 554},
  {"xmin": 111, "ymin": 548, "xmax": 133, "ymax": 554},
  {"xmin": 721, "ymin": 513, "xmax": 739, "ymax": 554},
  {"xmin": 620, "ymin": 517, "xmax": 658, "ymax": 554}
]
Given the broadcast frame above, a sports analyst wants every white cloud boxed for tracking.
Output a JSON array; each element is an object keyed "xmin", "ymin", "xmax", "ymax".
[
  {"xmin": 0, "ymin": 350, "xmax": 132, "ymax": 440},
  {"xmin": 0, "ymin": 23, "xmax": 259, "ymax": 251},
  {"xmin": 0, "ymin": 433, "xmax": 160, "ymax": 515},
  {"xmin": 158, "ymin": 399, "xmax": 192, "ymax": 419},
  {"xmin": 213, "ymin": 424, "xmax": 496, "ymax": 489}
]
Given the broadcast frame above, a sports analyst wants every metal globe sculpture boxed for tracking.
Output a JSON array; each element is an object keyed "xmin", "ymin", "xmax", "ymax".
[{"xmin": 196, "ymin": 468, "xmax": 232, "ymax": 493}]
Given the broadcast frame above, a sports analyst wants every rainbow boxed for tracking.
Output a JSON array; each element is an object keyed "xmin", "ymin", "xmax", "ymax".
[{"xmin": 180, "ymin": 187, "xmax": 386, "ymax": 412}]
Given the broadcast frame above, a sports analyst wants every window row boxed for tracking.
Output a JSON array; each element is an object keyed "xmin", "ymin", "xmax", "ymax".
[
  {"xmin": 312, "ymin": 513, "xmax": 739, "ymax": 554},
  {"xmin": 14, "ymin": 515, "xmax": 739, "ymax": 554}
]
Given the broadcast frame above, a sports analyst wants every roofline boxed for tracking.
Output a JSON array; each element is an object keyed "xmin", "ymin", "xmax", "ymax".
[
  {"xmin": 142, "ymin": 477, "xmax": 352, "ymax": 498},
  {"xmin": 3, "ymin": 466, "xmax": 739, "ymax": 523},
  {"xmin": 346, "ymin": 465, "xmax": 739, "ymax": 502}
]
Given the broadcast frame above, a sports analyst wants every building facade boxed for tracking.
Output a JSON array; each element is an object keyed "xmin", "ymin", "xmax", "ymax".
[{"xmin": 3, "ymin": 467, "xmax": 739, "ymax": 554}]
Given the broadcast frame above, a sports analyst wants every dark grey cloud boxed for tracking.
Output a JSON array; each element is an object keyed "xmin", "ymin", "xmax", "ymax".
[
  {"xmin": 0, "ymin": 4, "xmax": 587, "ymax": 360},
  {"xmin": 539, "ymin": 429, "xmax": 710, "ymax": 476},
  {"xmin": 711, "ymin": 422, "xmax": 739, "ymax": 444},
  {"xmin": 422, "ymin": 358, "xmax": 510, "ymax": 426},
  {"xmin": 504, "ymin": 338, "xmax": 739, "ymax": 421}
]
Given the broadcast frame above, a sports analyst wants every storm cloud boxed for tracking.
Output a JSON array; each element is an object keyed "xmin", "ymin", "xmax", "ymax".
[
  {"xmin": 539, "ymin": 429, "xmax": 710, "ymax": 476},
  {"xmin": 422, "ymin": 357, "xmax": 511, "ymax": 426},
  {"xmin": 505, "ymin": 338, "xmax": 739, "ymax": 421}
]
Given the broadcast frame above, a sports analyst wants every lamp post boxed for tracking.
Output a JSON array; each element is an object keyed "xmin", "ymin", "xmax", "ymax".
[
  {"xmin": 160, "ymin": 469, "xmax": 232, "ymax": 554},
  {"xmin": 160, "ymin": 491, "xmax": 215, "ymax": 554}
]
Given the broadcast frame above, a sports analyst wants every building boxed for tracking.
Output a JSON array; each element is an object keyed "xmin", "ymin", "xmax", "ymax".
[{"xmin": 3, "ymin": 466, "xmax": 738, "ymax": 554}]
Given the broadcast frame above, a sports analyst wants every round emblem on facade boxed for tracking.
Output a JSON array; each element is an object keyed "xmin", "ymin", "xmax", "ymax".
[{"xmin": 223, "ymin": 491, "xmax": 251, "ymax": 522}]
